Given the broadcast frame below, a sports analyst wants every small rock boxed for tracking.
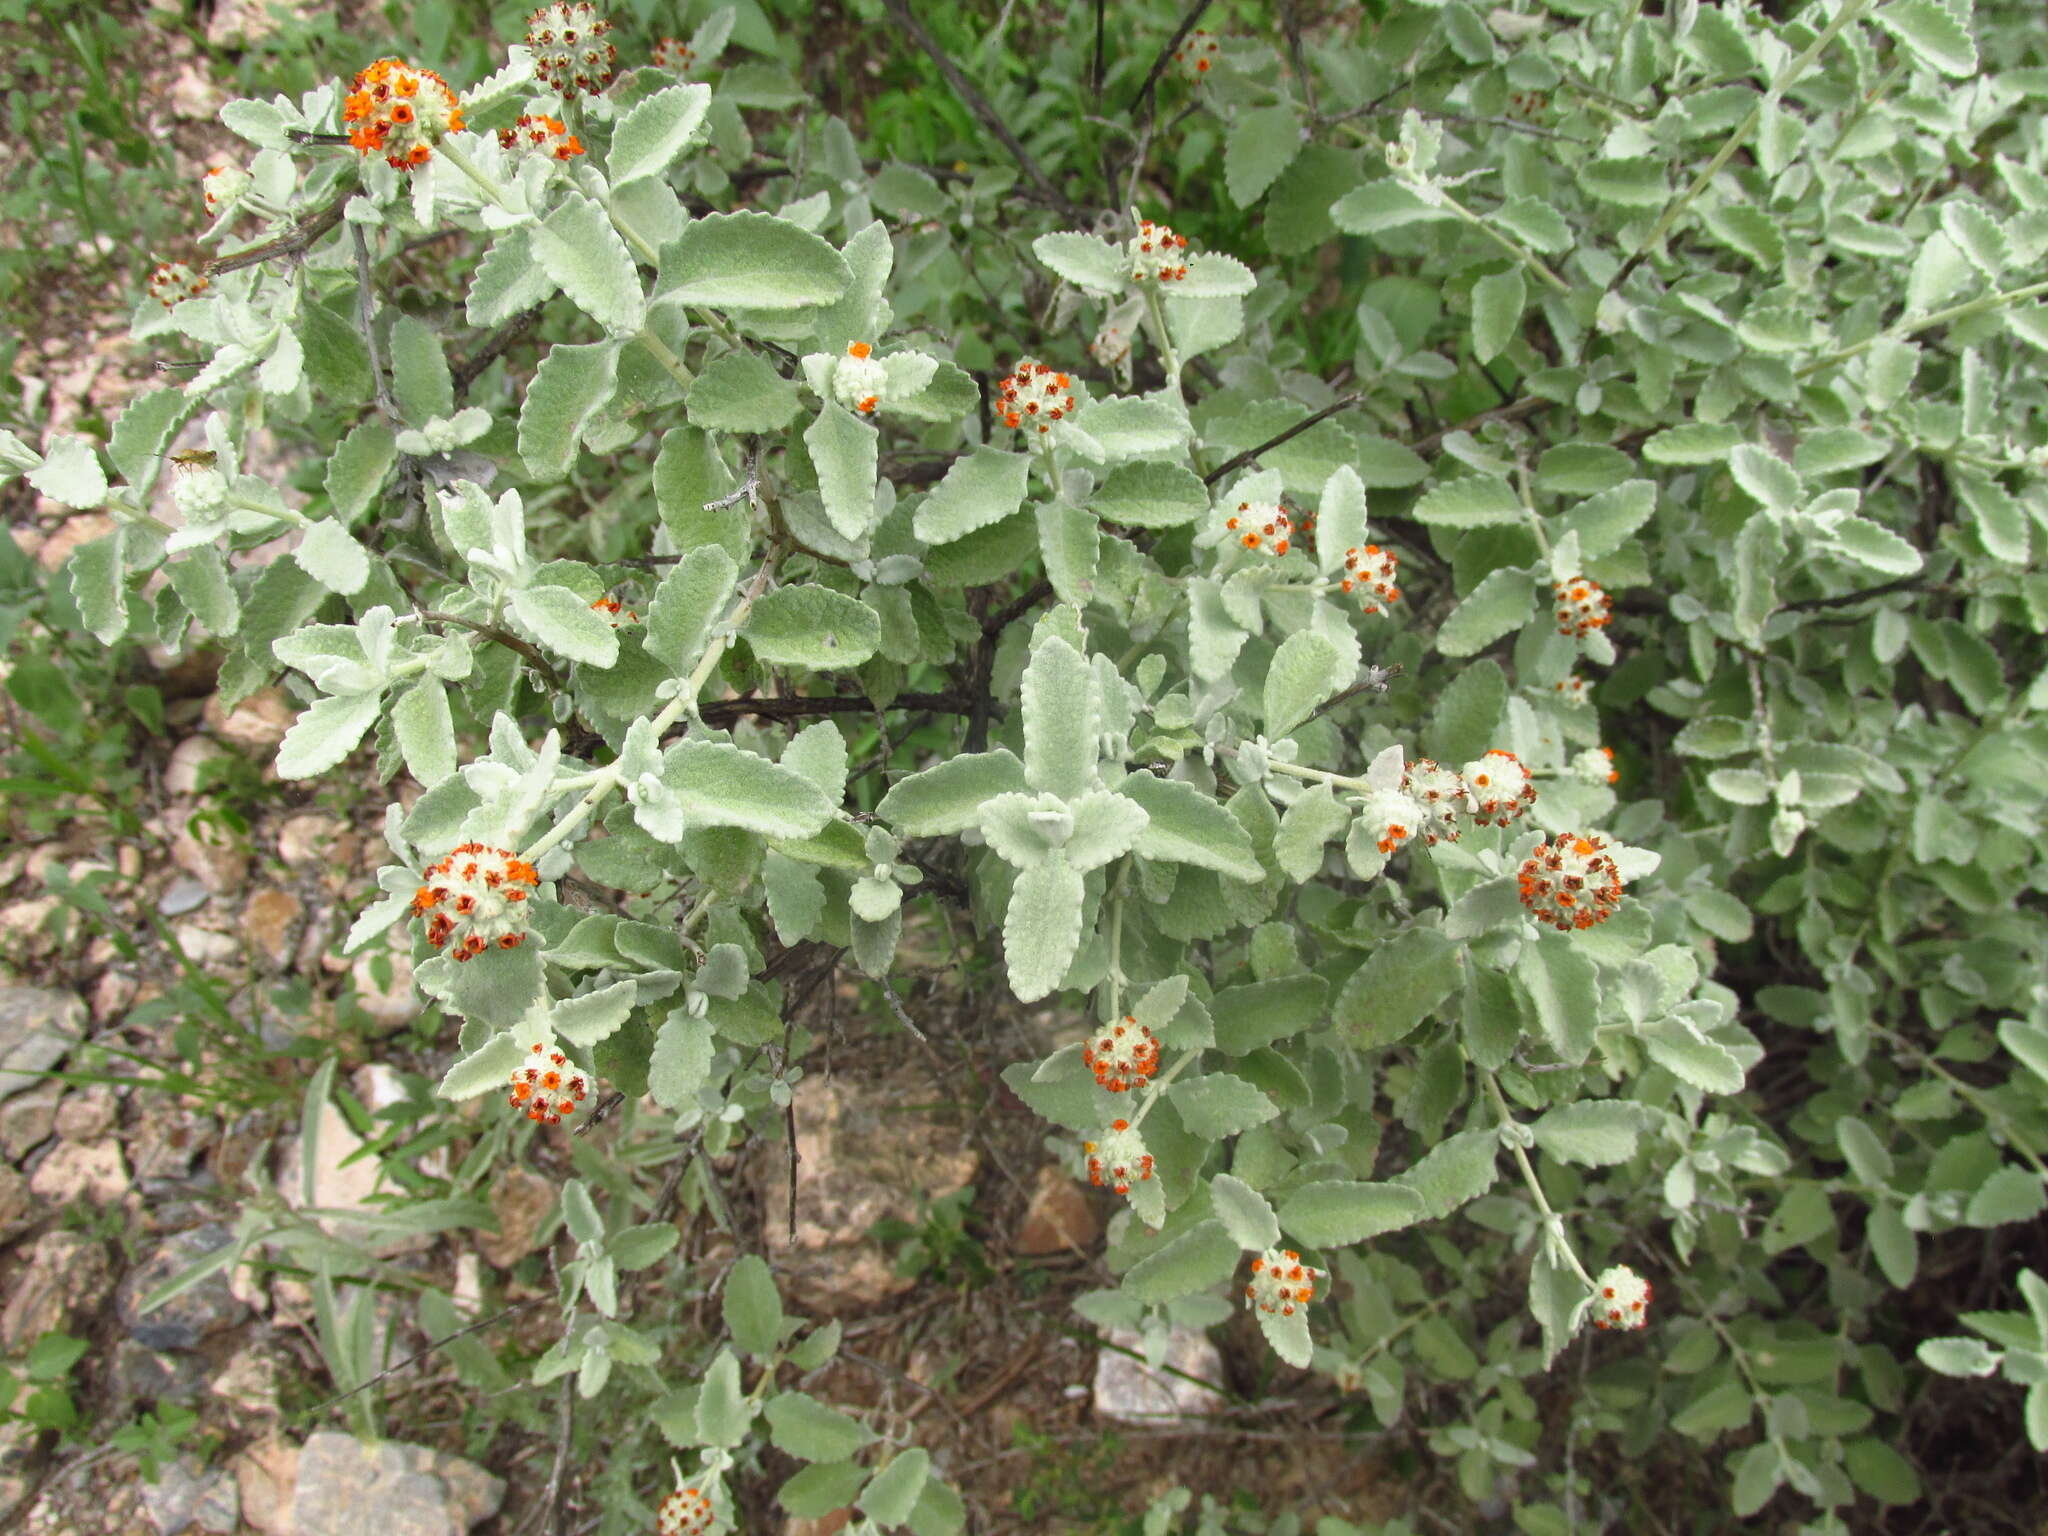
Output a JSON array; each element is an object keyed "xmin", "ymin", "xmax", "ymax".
[
  {"xmin": 1013, "ymin": 1165, "xmax": 1099, "ymax": 1256},
  {"xmin": 0, "ymin": 986, "xmax": 85, "ymax": 1104},
  {"xmin": 163, "ymin": 735, "xmax": 230, "ymax": 797},
  {"xmin": 0, "ymin": 1231, "xmax": 112, "ymax": 1350},
  {"xmin": 143, "ymin": 1455, "xmax": 239, "ymax": 1535},
  {"xmin": 131, "ymin": 1099, "xmax": 211, "ymax": 1184},
  {"xmin": 35, "ymin": 512, "xmax": 115, "ymax": 572},
  {"xmin": 205, "ymin": 687, "xmax": 294, "ymax": 752},
  {"xmin": 29, "ymin": 1137, "xmax": 130, "ymax": 1204},
  {"xmin": 0, "ymin": 896, "xmax": 63, "ymax": 959},
  {"xmin": 477, "ymin": 1167, "xmax": 557, "ymax": 1269},
  {"xmin": 348, "ymin": 936, "xmax": 417, "ymax": 1031},
  {"xmin": 0, "ymin": 1165, "xmax": 31, "ymax": 1242},
  {"xmin": 242, "ymin": 887, "xmax": 304, "ymax": 968},
  {"xmin": 54, "ymin": 1083, "xmax": 117, "ymax": 1140},
  {"xmin": 231, "ymin": 1436, "xmax": 299, "ymax": 1536},
  {"xmin": 288, "ymin": 1431, "xmax": 506, "ymax": 1536},
  {"xmin": 158, "ymin": 876, "xmax": 211, "ymax": 916},
  {"xmin": 277, "ymin": 1102, "xmax": 428, "ymax": 1257},
  {"xmin": 171, "ymin": 810, "xmax": 250, "ymax": 897},
  {"xmin": 118, "ymin": 1224, "xmax": 249, "ymax": 1350},
  {"xmin": 0, "ymin": 1081, "xmax": 60, "ymax": 1159},
  {"xmin": 90, "ymin": 967, "xmax": 140, "ymax": 1022},
  {"xmin": 171, "ymin": 923, "xmax": 240, "ymax": 968},
  {"xmin": 1092, "ymin": 1325, "xmax": 1228, "ymax": 1422},
  {"xmin": 110, "ymin": 1337, "xmax": 208, "ymax": 1409},
  {"xmin": 784, "ymin": 1513, "xmax": 855, "ymax": 1536},
  {"xmin": 210, "ymin": 1346, "xmax": 281, "ymax": 1416},
  {"xmin": 277, "ymin": 812, "xmax": 349, "ymax": 869}
]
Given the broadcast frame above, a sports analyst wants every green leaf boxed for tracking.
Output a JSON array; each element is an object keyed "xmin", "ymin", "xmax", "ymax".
[
  {"xmin": 166, "ymin": 550, "xmax": 239, "ymax": 637},
  {"xmin": 1425, "ymin": 659, "xmax": 1506, "ymax": 764},
  {"xmin": 1065, "ymin": 791, "xmax": 1149, "ymax": 874},
  {"xmin": 1393, "ymin": 1127, "xmax": 1499, "ymax": 1219},
  {"xmin": 1334, "ymin": 927, "xmax": 1458, "ymax": 1048},
  {"xmin": 663, "ymin": 742, "xmax": 836, "ymax": 837},
  {"xmin": 742, "ymin": 584, "xmax": 880, "ymax": 669},
  {"xmin": 2001, "ymin": 1019, "xmax": 2048, "ymax": 1086},
  {"xmin": 649, "ymin": 1015, "xmax": 713, "ymax": 1108},
  {"xmin": 686, "ymin": 350, "xmax": 801, "ymax": 432},
  {"xmin": 1122, "ymin": 774, "xmax": 1264, "ymax": 882},
  {"xmin": 531, "ymin": 192, "xmax": 645, "ymax": 336},
  {"xmin": 911, "ymin": 447, "xmax": 1030, "ymax": 544},
  {"xmin": 646, "ymin": 544, "xmax": 738, "ymax": 676},
  {"xmin": 1036, "ymin": 500, "xmax": 1099, "ymax": 606},
  {"xmin": 1089, "ymin": 459, "xmax": 1210, "ymax": 528},
  {"xmin": 1844, "ymin": 1438, "xmax": 1922, "ymax": 1505},
  {"xmin": 1966, "ymin": 1167, "xmax": 2046, "ymax": 1227},
  {"xmin": 1437, "ymin": 567, "xmax": 1535, "ymax": 657},
  {"xmin": 1872, "ymin": 0, "xmax": 1978, "ymax": 77},
  {"xmin": 1413, "ymin": 474, "xmax": 1521, "ymax": 528},
  {"xmin": 1003, "ymin": 853, "xmax": 1084, "ymax": 1003},
  {"xmin": 520, "ymin": 340, "xmax": 621, "ymax": 481},
  {"xmin": 1209, "ymin": 1173, "xmax": 1281, "ymax": 1250},
  {"xmin": 1225, "ymin": 104, "xmax": 1302, "ymax": 207},
  {"xmin": 1169, "ymin": 1073, "xmax": 1279, "ymax": 1138},
  {"xmin": 467, "ymin": 228, "xmax": 555, "ymax": 326},
  {"xmin": 1642, "ymin": 422, "xmax": 1742, "ymax": 465},
  {"xmin": 1728, "ymin": 444, "xmax": 1800, "ymax": 513},
  {"xmin": 662, "ymin": 212, "xmax": 853, "ymax": 310},
  {"xmin": 1729, "ymin": 1442, "xmax": 1784, "ymax": 1517},
  {"xmin": 876, "ymin": 750, "xmax": 1028, "ymax": 835},
  {"xmin": 275, "ymin": 692, "xmax": 381, "ymax": 779},
  {"xmin": 1836, "ymin": 1117, "xmax": 1894, "ymax": 1186},
  {"xmin": 391, "ymin": 678, "xmax": 455, "ymax": 785},
  {"xmin": 1331, "ymin": 180, "xmax": 1456, "ymax": 234},
  {"xmin": 1021, "ymin": 636, "xmax": 1098, "ymax": 798},
  {"xmin": 1517, "ymin": 938, "xmax": 1598, "ymax": 1064},
  {"xmin": 695, "ymin": 1350, "xmax": 751, "ymax": 1447},
  {"xmin": 1916, "ymin": 1336, "xmax": 2002, "ymax": 1377},
  {"xmin": 1211, "ymin": 975, "xmax": 1329, "ymax": 1055},
  {"xmin": 27, "ymin": 436, "xmax": 107, "ymax": 509},
  {"xmin": 553, "ymin": 979, "xmax": 637, "ymax": 1048},
  {"xmin": 1075, "ymin": 397, "xmax": 1191, "ymax": 460},
  {"xmin": 1827, "ymin": 515, "xmax": 1923, "ymax": 576},
  {"xmin": 1701, "ymin": 203, "xmax": 1784, "ymax": 269},
  {"xmin": 436, "ymin": 1029, "xmax": 525, "ymax": 1099},
  {"xmin": 804, "ymin": 402, "xmax": 878, "ymax": 541},
  {"xmin": 1563, "ymin": 480, "xmax": 1656, "ymax": 559},
  {"xmin": 1578, "ymin": 157, "xmax": 1669, "ymax": 207},
  {"xmin": 389, "ymin": 315, "xmax": 453, "ymax": 423},
  {"xmin": 1031, "ymin": 231, "xmax": 1126, "ymax": 294},
  {"xmin": 1276, "ymin": 1181, "xmax": 1425, "ymax": 1245},
  {"xmin": 325, "ymin": 419, "xmax": 396, "ymax": 523},
  {"xmin": 1496, "ymin": 197, "xmax": 1571, "ymax": 252},
  {"xmin": 780, "ymin": 1463, "xmax": 868, "ymax": 1517},
  {"xmin": 510, "ymin": 584, "xmax": 620, "ymax": 667},
  {"xmin": 608, "ymin": 82, "xmax": 713, "ymax": 185},
  {"xmin": 1671, "ymin": 1380, "xmax": 1754, "ymax": 1440},
  {"xmin": 1529, "ymin": 1101, "xmax": 1643, "ymax": 1167},
  {"xmin": 1264, "ymin": 631, "xmax": 1346, "ymax": 735},
  {"xmin": 724, "ymin": 1253, "xmax": 784, "ymax": 1357},
  {"xmin": 861, "ymin": 1449, "xmax": 932, "ymax": 1529},
  {"xmin": 293, "ymin": 519, "xmax": 370, "ymax": 596},
  {"xmin": 1123, "ymin": 1219, "xmax": 1239, "ymax": 1303},
  {"xmin": 1470, "ymin": 270, "xmax": 1525, "ymax": 365}
]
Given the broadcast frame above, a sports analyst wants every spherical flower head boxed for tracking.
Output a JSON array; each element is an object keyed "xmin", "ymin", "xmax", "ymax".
[
  {"xmin": 997, "ymin": 359, "xmax": 1074, "ymax": 436},
  {"xmin": 1554, "ymin": 675, "xmax": 1588, "ymax": 703},
  {"xmin": 1127, "ymin": 219, "xmax": 1190, "ymax": 284},
  {"xmin": 652, "ymin": 36, "xmax": 696, "ymax": 74},
  {"xmin": 1591, "ymin": 1263, "xmax": 1651, "ymax": 1331},
  {"xmin": 1360, "ymin": 787, "xmax": 1425, "ymax": 858},
  {"xmin": 1083, "ymin": 1118, "xmax": 1154, "ymax": 1196},
  {"xmin": 591, "ymin": 597, "xmax": 638, "ymax": 627},
  {"xmin": 147, "ymin": 261, "xmax": 208, "ymax": 310},
  {"xmin": 1554, "ymin": 575, "xmax": 1613, "ymax": 638},
  {"xmin": 833, "ymin": 341, "xmax": 888, "ymax": 415},
  {"xmin": 527, "ymin": 2, "xmax": 618, "ymax": 100},
  {"xmin": 1401, "ymin": 758, "xmax": 1471, "ymax": 845},
  {"xmin": 411, "ymin": 842, "xmax": 539, "ymax": 961},
  {"xmin": 1222, "ymin": 498, "xmax": 1295, "ymax": 557},
  {"xmin": 1571, "ymin": 745, "xmax": 1619, "ymax": 786},
  {"xmin": 1174, "ymin": 29, "xmax": 1221, "ymax": 79},
  {"xmin": 1244, "ymin": 1247, "xmax": 1320, "ymax": 1316},
  {"xmin": 1518, "ymin": 833, "xmax": 1625, "ymax": 932},
  {"xmin": 497, "ymin": 112, "xmax": 585, "ymax": 161},
  {"xmin": 201, "ymin": 164, "xmax": 252, "ymax": 217},
  {"xmin": 506, "ymin": 1041, "xmax": 590, "ymax": 1127},
  {"xmin": 170, "ymin": 461, "xmax": 229, "ymax": 522},
  {"xmin": 342, "ymin": 59, "xmax": 464, "ymax": 171},
  {"xmin": 1340, "ymin": 544, "xmax": 1400, "ymax": 614},
  {"xmin": 1083, "ymin": 1015, "xmax": 1161, "ymax": 1093},
  {"xmin": 1461, "ymin": 749, "xmax": 1536, "ymax": 828}
]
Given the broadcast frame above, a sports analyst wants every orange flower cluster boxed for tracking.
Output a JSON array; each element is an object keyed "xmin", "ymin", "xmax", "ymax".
[
  {"xmin": 528, "ymin": 2, "xmax": 617, "ymax": 100},
  {"xmin": 147, "ymin": 262, "xmax": 208, "ymax": 309},
  {"xmin": 651, "ymin": 37, "xmax": 696, "ymax": 74},
  {"xmin": 1518, "ymin": 834, "xmax": 1625, "ymax": 932},
  {"xmin": 1245, "ymin": 1248, "xmax": 1320, "ymax": 1316},
  {"xmin": 1591, "ymin": 1264, "xmax": 1652, "ymax": 1331},
  {"xmin": 498, "ymin": 112, "xmax": 585, "ymax": 161},
  {"xmin": 1462, "ymin": 748, "xmax": 1536, "ymax": 827},
  {"xmin": 1084, "ymin": 1119, "xmax": 1154, "ymax": 1196},
  {"xmin": 1223, "ymin": 499, "xmax": 1294, "ymax": 556},
  {"xmin": 1340, "ymin": 544, "xmax": 1400, "ymax": 614},
  {"xmin": 1175, "ymin": 29, "xmax": 1221, "ymax": 77},
  {"xmin": 201, "ymin": 164, "xmax": 251, "ymax": 216},
  {"xmin": 506, "ymin": 1041, "xmax": 588, "ymax": 1126},
  {"xmin": 591, "ymin": 597, "xmax": 638, "ymax": 626},
  {"xmin": 411, "ymin": 842, "xmax": 538, "ymax": 959},
  {"xmin": 343, "ymin": 59, "xmax": 464, "ymax": 171},
  {"xmin": 997, "ymin": 360, "xmax": 1074, "ymax": 435},
  {"xmin": 1127, "ymin": 219, "xmax": 1190, "ymax": 283},
  {"xmin": 1082, "ymin": 1015, "xmax": 1161, "ymax": 1093},
  {"xmin": 1402, "ymin": 758, "xmax": 1470, "ymax": 845},
  {"xmin": 834, "ymin": 341, "xmax": 887, "ymax": 415},
  {"xmin": 1554, "ymin": 576, "xmax": 1613, "ymax": 637}
]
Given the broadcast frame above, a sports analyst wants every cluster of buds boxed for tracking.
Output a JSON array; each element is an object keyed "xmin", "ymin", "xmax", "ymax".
[
  {"xmin": 1174, "ymin": 29, "xmax": 1221, "ymax": 78},
  {"xmin": 1223, "ymin": 498, "xmax": 1295, "ymax": 556},
  {"xmin": 1082, "ymin": 1016, "xmax": 1161, "ymax": 1093},
  {"xmin": 148, "ymin": 261, "xmax": 208, "ymax": 309},
  {"xmin": 1462, "ymin": 749, "xmax": 1536, "ymax": 827},
  {"xmin": 527, "ymin": 2, "xmax": 617, "ymax": 99},
  {"xmin": 1590, "ymin": 1264, "xmax": 1651, "ymax": 1331},
  {"xmin": 834, "ymin": 341, "xmax": 887, "ymax": 415},
  {"xmin": 497, "ymin": 112, "xmax": 585, "ymax": 161},
  {"xmin": 507, "ymin": 1042, "xmax": 589, "ymax": 1126},
  {"xmin": 1402, "ymin": 758, "xmax": 1471, "ymax": 845},
  {"xmin": 651, "ymin": 37, "xmax": 696, "ymax": 74},
  {"xmin": 1089, "ymin": 322, "xmax": 1130, "ymax": 371},
  {"xmin": 591, "ymin": 597, "xmax": 638, "ymax": 626},
  {"xmin": 1084, "ymin": 1118, "xmax": 1154, "ymax": 1195},
  {"xmin": 1554, "ymin": 576, "xmax": 1613, "ymax": 637},
  {"xmin": 1127, "ymin": 219, "xmax": 1190, "ymax": 284},
  {"xmin": 343, "ymin": 59, "xmax": 464, "ymax": 170},
  {"xmin": 411, "ymin": 842, "xmax": 539, "ymax": 959},
  {"xmin": 201, "ymin": 164, "xmax": 252, "ymax": 217},
  {"xmin": 1571, "ymin": 745, "xmax": 1619, "ymax": 785},
  {"xmin": 657, "ymin": 1485, "xmax": 713, "ymax": 1536},
  {"xmin": 1364, "ymin": 793, "xmax": 1419, "ymax": 857},
  {"xmin": 1554, "ymin": 676, "xmax": 1588, "ymax": 702},
  {"xmin": 996, "ymin": 360, "xmax": 1074, "ymax": 435},
  {"xmin": 1339, "ymin": 544, "xmax": 1400, "ymax": 614},
  {"xmin": 1244, "ymin": 1247, "xmax": 1320, "ymax": 1316},
  {"xmin": 1518, "ymin": 833, "xmax": 1626, "ymax": 931}
]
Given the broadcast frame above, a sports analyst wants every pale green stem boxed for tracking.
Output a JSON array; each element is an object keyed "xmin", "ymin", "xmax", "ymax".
[
  {"xmin": 635, "ymin": 327, "xmax": 696, "ymax": 390},
  {"xmin": 1518, "ymin": 460, "xmax": 1550, "ymax": 558},
  {"xmin": 1104, "ymin": 865, "xmax": 1127, "ymax": 1022},
  {"xmin": 1485, "ymin": 1071, "xmax": 1598, "ymax": 1292},
  {"xmin": 1131, "ymin": 1043, "xmax": 1200, "ymax": 1128},
  {"xmin": 1798, "ymin": 276, "xmax": 2048, "ymax": 377},
  {"xmin": 519, "ymin": 556, "xmax": 778, "ymax": 865},
  {"xmin": 1141, "ymin": 283, "xmax": 1185, "ymax": 402},
  {"xmin": 1615, "ymin": 0, "xmax": 1872, "ymax": 288},
  {"xmin": 1440, "ymin": 190, "xmax": 1571, "ymax": 294},
  {"xmin": 1265, "ymin": 756, "xmax": 1371, "ymax": 796},
  {"xmin": 433, "ymin": 135, "xmax": 512, "ymax": 211}
]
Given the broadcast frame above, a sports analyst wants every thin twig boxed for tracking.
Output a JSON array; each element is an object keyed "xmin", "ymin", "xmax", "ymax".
[
  {"xmin": 418, "ymin": 610, "xmax": 565, "ymax": 691},
  {"xmin": 453, "ymin": 303, "xmax": 546, "ymax": 396},
  {"xmin": 205, "ymin": 187, "xmax": 349, "ymax": 277},
  {"xmin": 1128, "ymin": 0, "xmax": 1218, "ymax": 126}
]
